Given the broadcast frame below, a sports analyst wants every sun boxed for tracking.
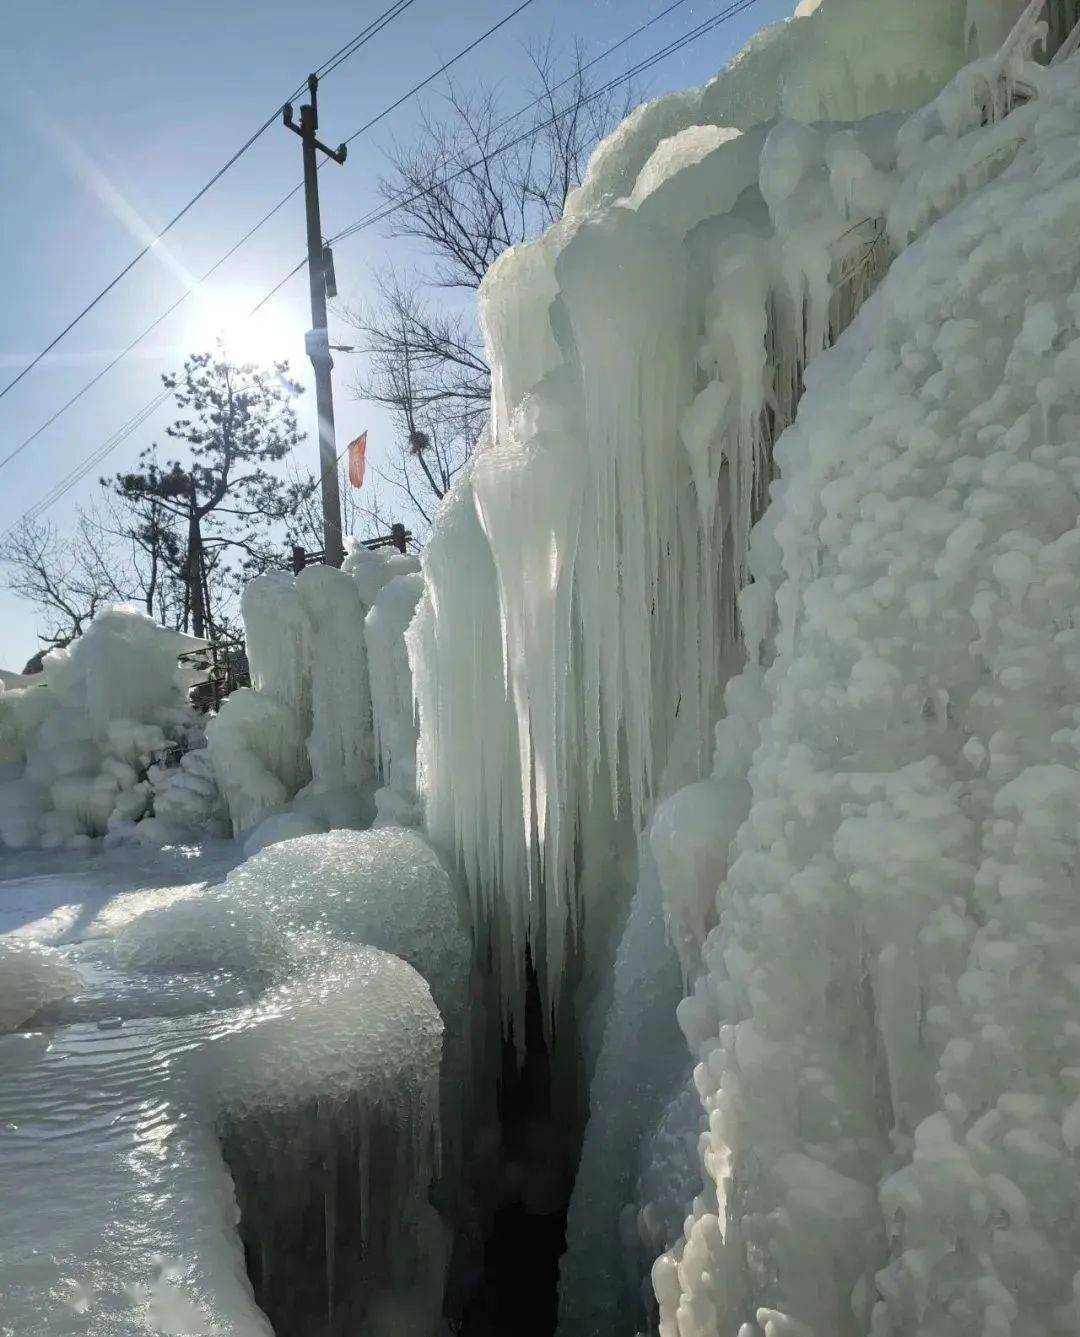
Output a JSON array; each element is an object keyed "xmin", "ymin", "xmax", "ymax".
[{"xmin": 187, "ymin": 283, "xmax": 299, "ymax": 368}]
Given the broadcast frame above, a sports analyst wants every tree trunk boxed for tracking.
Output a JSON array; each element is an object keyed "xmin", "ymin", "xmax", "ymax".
[{"xmin": 188, "ymin": 488, "xmax": 207, "ymax": 640}]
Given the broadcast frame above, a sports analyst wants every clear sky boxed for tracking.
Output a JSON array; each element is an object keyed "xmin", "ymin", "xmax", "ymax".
[{"xmin": 0, "ymin": 0, "xmax": 796, "ymax": 668}]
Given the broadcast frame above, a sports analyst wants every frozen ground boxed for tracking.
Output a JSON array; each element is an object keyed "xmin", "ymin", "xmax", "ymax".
[
  {"xmin": 0, "ymin": 835, "xmax": 449, "ymax": 1337},
  {"xmin": 0, "ymin": 839, "xmax": 243, "ymax": 944},
  {"xmin": 0, "ymin": 839, "xmax": 265, "ymax": 1336}
]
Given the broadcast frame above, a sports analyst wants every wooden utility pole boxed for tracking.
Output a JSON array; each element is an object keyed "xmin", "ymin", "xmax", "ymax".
[
  {"xmin": 284, "ymin": 74, "xmax": 347, "ymax": 569},
  {"xmin": 186, "ymin": 475, "xmax": 207, "ymax": 639}
]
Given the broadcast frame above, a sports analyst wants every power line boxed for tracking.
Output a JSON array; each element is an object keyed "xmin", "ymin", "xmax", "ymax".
[
  {"xmin": 0, "ymin": 0, "xmax": 537, "ymax": 476},
  {"xmin": 342, "ymin": 0, "xmax": 536, "ymax": 148},
  {"xmin": 8, "ymin": 391, "xmax": 172, "ymax": 538},
  {"xmin": 0, "ymin": 0, "xmax": 422, "ymax": 408},
  {"xmin": 0, "ymin": 189, "xmax": 304, "ymax": 478},
  {"xmin": 2, "ymin": 0, "xmax": 761, "ymax": 536},
  {"xmin": 316, "ymin": 0, "xmax": 420, "ymax": 80}
]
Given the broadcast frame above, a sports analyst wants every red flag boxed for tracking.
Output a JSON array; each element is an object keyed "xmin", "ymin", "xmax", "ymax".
[{"xmin": 347, "ymin": 430, "xmax": 367, "ymax": 488}]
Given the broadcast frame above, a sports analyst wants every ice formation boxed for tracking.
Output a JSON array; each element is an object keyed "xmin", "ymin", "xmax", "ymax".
[
  {"xmin": 653, "ymin": 21, "xmax": 1080, "ymax": 1337},
  {"xmin": 208, "ymin": 546, "xmax": 420, "ymax": 840},
  {"xmin": 398, "ymin": 0, "xmax": 1080, "ymax": 1331},
  {"xmin": 411, "ymin": 0, "xmax": 1037, "ymax": 1028},
  {"xmin": 113, "ymin": 893, "xmax": 289, "ymax": 982},
  {"xmin": 365, "ymin": 570, "xmax": 425, "ymax": 826},
  {"xmin": 9, "ymin": 1, "xmax": 1080, "ymax": 1333},
  {"xmin": 0, "ymin": 605, "xmax": 223, "ymax": 849},
  {"xmin": 204, "ymin": 942, "xmax": 446, "ymax": 1337},
  {"xmin": 1, "ymin": 827, "xmax": 454, "ymax": 1335},
  {"xmin": 217, "ymin": 828, "xmax": 470, "ymax": 1028},
  {"xmin": 556, "ymin": 845, "xmax": 688, "ymax": 1337}
]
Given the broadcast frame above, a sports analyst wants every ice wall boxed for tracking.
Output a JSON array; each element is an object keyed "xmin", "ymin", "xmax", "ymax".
[
  {"xmin": 655, "ymin": 26, "xmax": 1080, "ymax": 1337},
  {"xmin": 411, "ymin": 0, "xmax": 1020, "ymax": 1026},
  {"xmin": 0, "ymin": 605, "xmax": 221, "ymax": 849},
  {"xmin": 399, "ymin": 0, "xmax": 1072, "ymax": 1330}
]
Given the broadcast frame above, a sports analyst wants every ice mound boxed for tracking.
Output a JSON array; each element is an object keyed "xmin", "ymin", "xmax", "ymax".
[
  {"xmin": 203, "ymin": 942, "xmax": 441, "ymax": 1115},
  {"xmin": 113, "ymin": 894, "xmax": 289, "ymax": 983},
  {"xmin": 220, "ymin": 828, "xmax": 471, "ymax": 1021},
  {"xmin": 218, "ymin": 825, "xmax": 476, "ymax": 1237},
  {"xmin": 0, "ymin": 938, "xmax": 81, "ymax": 1031},
  {"xmin": 0, "ymin": 605, "xmax": 218, "ymax": 850},
  {"xmin": 241, "ymin": 808, "xmax": 323, "ymax": 857},
  {"xmin": 202, "ymin": 942, "xmax": 447, "ymax": 1336}
]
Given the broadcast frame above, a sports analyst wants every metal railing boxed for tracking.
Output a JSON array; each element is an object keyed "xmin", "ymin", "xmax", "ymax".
[{"xmin": 289, "ymin": 522, "xmax": 411, "ymax": 573}]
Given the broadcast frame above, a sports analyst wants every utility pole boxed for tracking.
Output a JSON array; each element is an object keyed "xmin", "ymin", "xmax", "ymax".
[{"xmin": 284, "ymin": 74, "xmax": 347, "ymax": 569}]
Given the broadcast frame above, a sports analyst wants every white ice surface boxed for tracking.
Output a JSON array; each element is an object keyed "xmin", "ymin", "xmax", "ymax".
[
  {"xmin": 0, "ymin": 836, "xmax": 448, "ymax": 1336},
  {"xmin": 0, "ymin": 606, "xmax": 216, "ymax": 850},
  {"xmin": 657, "ymin": 31, "xmax": 1080, "ymax": 1337}
]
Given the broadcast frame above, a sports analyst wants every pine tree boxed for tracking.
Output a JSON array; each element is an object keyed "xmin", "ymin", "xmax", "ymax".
[{"xmin": 113, "ymin": 349, "xmax": 303, "ymax": 637}]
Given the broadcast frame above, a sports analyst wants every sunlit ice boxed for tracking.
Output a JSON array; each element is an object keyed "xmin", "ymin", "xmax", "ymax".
[{"xmin": 185, "ymin": 283, "xmax": 300, "ymax": 368}]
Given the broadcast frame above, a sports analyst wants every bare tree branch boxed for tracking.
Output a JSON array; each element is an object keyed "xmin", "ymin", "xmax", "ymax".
[{"xmin": 338, "ymin": 40, "xmax": 631, "ymax": 540}]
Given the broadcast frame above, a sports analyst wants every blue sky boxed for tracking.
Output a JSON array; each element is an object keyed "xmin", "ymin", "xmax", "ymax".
[{"xmin": 0, "ymin": 0, "xmax": 796, "ymax": 667}]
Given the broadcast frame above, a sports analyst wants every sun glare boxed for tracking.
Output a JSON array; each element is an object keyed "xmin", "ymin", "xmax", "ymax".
[{"xmin": 188, "ymin": 285, "xmax": 298, "ymax": 367}]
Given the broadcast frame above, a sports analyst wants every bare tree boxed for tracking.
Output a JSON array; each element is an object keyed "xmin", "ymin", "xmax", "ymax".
[
  {"xmin": 90, "ymin": 482, "xmax": 187, "ymax": 628},
  {"xmin": 113, "ymin": 350, "xmax": 304, "ymax": 638},
  {"xmin": 0, "ymin": 514, "xmax": 125, "ymax": 651},
  {"xmin": 340, "ymin": 40, "xmax": 632, "ymax": 529}
]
